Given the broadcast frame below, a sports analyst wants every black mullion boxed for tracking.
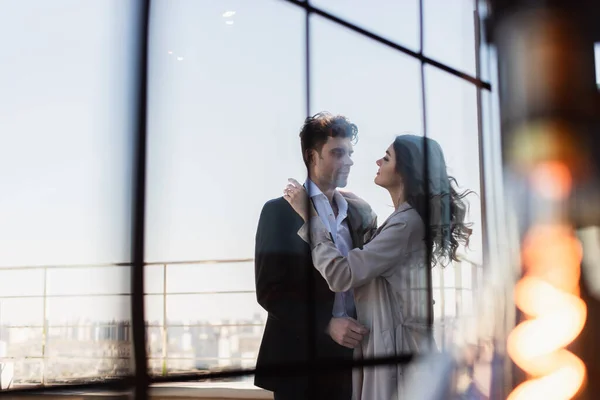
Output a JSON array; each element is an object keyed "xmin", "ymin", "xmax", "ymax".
[
  {"xmin": 474, "ymin": 1, "xmax": 489, "ymax": 275},
  {"xmin": 0, "ymin": 379, "xmax": 133, "ymax": 396},
  {"xmin": 149, "ymin": 354, "xmax": 415, "ymax": 384},
  {"xmin": 419, "ymin": 0, "xmax": 435, "ymax": 340},
  {"xmin": 280, "ymin": 0, "xmax": 492, "ymax": 90},
  {"xmin": 0, "ymin": 353, "xmax": 416, "ymax": 395},
  {"xmin": 304, "ymin": 2, "xmax": 317, "ymax": 396},
  {"xmin": 131, "ymin": 0, "xmax": 152, "ymax": 399}
]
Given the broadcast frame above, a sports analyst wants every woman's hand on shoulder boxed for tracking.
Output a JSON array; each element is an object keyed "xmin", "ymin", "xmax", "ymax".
[{"xmin": 283, "ymin": 178, "xmax": 315, "ymax": 222}]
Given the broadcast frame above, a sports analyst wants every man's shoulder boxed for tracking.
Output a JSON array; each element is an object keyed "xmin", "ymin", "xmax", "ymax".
[
  {"xmin": 339, "ymin": 190, "xmax": 373, "ymax": 213},
  {"xmin": 260, "ymin": 197, "xmax": 295, "ymax": 221},
  {"xmin": 339, "ymin": 190, "xmax": 377, "ymax": 228},
  {"xmin": 262, "ymin": 196, "xmax": 290, "ymax": 212},
  {"xmin": 257, "ymin": 197, "xmax": 305, "ymax": 249}
]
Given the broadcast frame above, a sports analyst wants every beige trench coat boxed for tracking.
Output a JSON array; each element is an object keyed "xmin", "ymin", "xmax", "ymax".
[{"xmin": 299, "ymin": 202, "xmax": 434, "ymax": 400}]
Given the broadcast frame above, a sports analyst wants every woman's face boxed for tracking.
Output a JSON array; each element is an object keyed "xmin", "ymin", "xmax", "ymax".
[{"xmin": 374, "ymin": 143, "xmax": 403, "ymax": 189}]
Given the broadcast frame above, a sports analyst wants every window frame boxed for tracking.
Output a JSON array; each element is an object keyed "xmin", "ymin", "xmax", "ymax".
[{"xmin": 0, "ymin": 0, "xmax": 493, "ymax": 397}]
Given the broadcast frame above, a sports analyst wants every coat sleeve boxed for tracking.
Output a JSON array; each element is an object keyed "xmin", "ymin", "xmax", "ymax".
[{"xmin": 298, "ymin": 215, "xmax": 413, "ymax": 292}]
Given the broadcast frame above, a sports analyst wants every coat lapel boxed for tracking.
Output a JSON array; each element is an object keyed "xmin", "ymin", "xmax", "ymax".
[{"xmin": 346, "ymin": 202, "xmax": 365, "ymax": 249}]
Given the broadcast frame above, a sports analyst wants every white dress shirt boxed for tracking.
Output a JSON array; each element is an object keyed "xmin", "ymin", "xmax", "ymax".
[{"xmin": 305, "ymin": 179, "xmax": 356, "ymax": 318}]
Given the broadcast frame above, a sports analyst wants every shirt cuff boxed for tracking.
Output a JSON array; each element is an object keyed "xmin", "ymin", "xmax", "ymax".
[{"xmin": 297, "ymin": 216, "xmax": 331, "ymax": 249}]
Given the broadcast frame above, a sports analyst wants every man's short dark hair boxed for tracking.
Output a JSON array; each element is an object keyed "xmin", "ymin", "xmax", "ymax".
[{"xmin": 299, "ymin": 112, "xmax": 358, "ymax": 167}]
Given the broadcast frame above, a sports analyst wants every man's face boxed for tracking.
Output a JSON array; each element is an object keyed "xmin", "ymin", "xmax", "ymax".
[{"xmin": 309, "ymin": 136, "xmax": 354, "ymax": 190}]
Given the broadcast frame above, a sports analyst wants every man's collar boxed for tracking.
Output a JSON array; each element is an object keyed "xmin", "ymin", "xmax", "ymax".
[
  {"xmin": 333, "ymin": 190, "xmax": 348, "ymax": 218},
  {"xmin": 305, "ymin": 178, "xmax": 348, "ymax": 218},
  {"xmin": 305, "ymin": 178, "xmax": 324, "ymax": 199}
]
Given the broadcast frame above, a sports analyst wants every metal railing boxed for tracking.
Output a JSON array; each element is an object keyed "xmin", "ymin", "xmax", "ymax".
[
  {"xmin": 0, "ymin": 258, "xmax": 257, "ymax": 387},
  {"xmin": 0, "ymin": 256, "xmax": 482, "ymax": 388}
]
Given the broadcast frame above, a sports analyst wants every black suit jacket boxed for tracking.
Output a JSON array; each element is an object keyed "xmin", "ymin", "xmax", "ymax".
[{"xmin": 253, "ymin": 196, "xmax": 372, "ymax": 397}]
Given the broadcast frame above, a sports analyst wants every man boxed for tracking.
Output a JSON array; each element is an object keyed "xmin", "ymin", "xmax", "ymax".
[{"xmin": 254, "ymin": 112, "xmax": 377, "ymax": 400}]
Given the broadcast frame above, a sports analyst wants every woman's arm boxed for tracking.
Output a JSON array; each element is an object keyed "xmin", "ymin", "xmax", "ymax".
[{"xmin": 298, "ymin": 214, "xmax": 412, "ymax": 292}]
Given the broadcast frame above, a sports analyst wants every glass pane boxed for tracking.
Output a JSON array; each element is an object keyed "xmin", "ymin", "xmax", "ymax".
[
  {"xmin": 46, "ymin": 324, "xmax": 132, "ymax": 354},
  {"xmin": 145, "ymin": 295, "xmax": 164, "ymax": 326},
  {"xmin": 45, "ymin": 359, "xmax": 131, "ymax": 383},
  {"xmin": 166, "ymin": 294, "xmax": 266, "ymax": 326},
  {"xmin": 146, "ymin": 0, "xmax": 305, "ymax": 263},
  {"xmin": 1, "ymin": 328, "xmax": 43, "ymax": 358},
  {"xmin": 11, "ymin": 360, "xmax": 43, "ymax": 386},
  {"xmin": 0, "ymin": 1, "xmax": 136, "ymax": 268},
  {"xmin": 145, "ymin": 264, "xmax": 165, "ymax": 295},
  {"xmin": 0, "ymin": 299, "xmax": 43, "ymax": 327},
  {"xmin": 146, "ymin": 326, "xmax": 164, "ymax": 360},
  {"xmin": 431, "ymin": 265, "xmax": 442, "ymax": 288},
  {"xmin": 46, "ymin": 296, "xmax": 131, "ymax": 326},
  {"xmin": 459, "ymin": 289, "xmax": 474, "ymax": 316},
  {"xmin": 46, "ymin": 266, "xmax": 130, "ymax": 295},
  {"xmin": 0, "ymin": 269, "xmax": 44, "ymax": 297},
  {"xmin": 424, "ymin": 65, "xmax": 482, "ymax": 266},
  {"xmin": 432, "ymin": 289, "xmax": 443, "ymax": 321},
  {"xmin": 311, "ymin": 0, "xmax": 420, "ymax": 51},
  {"xmin": 311, "ymin": 15, "xmax": 423, "ymax": 224},
  {"xmin": 424, "ymin": 0, "xmax": 476, "ymax": 76},
  {"xmin": 442, "ymin": 264, "xmax": 457, "ymax": 288},
  {"xmin": 311, "ymin": 20, "xmax": 431, "ymax": 364},
  {"xmin": 164, "ymin": 324, "xmax": 264, "ymax": 374},
  {"xmin": 424, "ymin": 65, "xmax": 482, "ymax": 354},
  {"xmin": 0, "ymin": 0, "xmax": 138, "ymax": 387},
  {"xmin": 166, "ymin": 262, "xmax": 255, "ymax": 293},
  {"xmin": 460, "ymin": 260, "xmax": 475, "ymax": 290},
  {"xmin": 435, "ymin": 322, "xmax": 455, "ymax": 351},
  {"xmin": 443, "ymin": 289, "xmax": 457, "ymax": 319},
  {"xmin": 148, "ymin": 358, "xmax": 164, "ymax": 376}
]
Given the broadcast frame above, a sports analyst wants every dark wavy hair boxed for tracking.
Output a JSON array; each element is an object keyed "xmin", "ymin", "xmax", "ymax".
[
  {"xmin": 393, "ymin": 135, "xmax": 473, "ymax": 267},
  {"xmin": 299, "ymin": 111, "xmax": 358, "ymax": 167}
]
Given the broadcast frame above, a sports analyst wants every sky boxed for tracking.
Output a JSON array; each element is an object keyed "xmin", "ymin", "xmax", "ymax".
[{"xmin": 2, "ymin": 0, "xmax": 596, "ymax": 327}]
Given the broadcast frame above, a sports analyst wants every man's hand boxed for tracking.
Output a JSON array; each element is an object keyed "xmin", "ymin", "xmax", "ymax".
[{"xmin": 326, "ymin": 317, "xmax": 369, "ymax": 349}]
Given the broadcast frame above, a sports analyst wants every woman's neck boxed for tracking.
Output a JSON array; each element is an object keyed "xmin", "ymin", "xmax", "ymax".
[{"xmin": 388, "ymin": 186, "xmax": 405, "ymax": 210}]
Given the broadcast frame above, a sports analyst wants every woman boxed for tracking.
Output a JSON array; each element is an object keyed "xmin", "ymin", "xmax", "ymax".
[{"xmin": 284, "ymin": 134, "xmax": 472, "ymax": 400}]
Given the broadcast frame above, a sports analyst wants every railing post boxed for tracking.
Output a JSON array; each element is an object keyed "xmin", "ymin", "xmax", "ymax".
[
  {"xmin": 162, "ymin": 264, "xmax": 167, "ymax": 376},
  {"xmin": 455, "ymin": 262, "xmax": 462, "ymax": 318},
  {"xmin": 41, "ymin": 266, "xmax": 47, "ymax": 385},
  {"xmin": 439, "ymin": 265, "xmax": 446, "ymax": 349}
]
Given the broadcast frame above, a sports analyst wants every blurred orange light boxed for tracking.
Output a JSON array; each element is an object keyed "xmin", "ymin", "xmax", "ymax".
[
  {"xmin": 530, "ymin": 161, "xmax": 572, "ymax": 200},
  {"xmin": 508, "ymin": 186, "xmax": 586, "ymax": 399},
  {"xmin": 507, "ymin": 352, "xmax": 586, "ymax": 400},
  {"xmin": 521, "ymin": 225, "xmax": 583, "ymax": 293}
]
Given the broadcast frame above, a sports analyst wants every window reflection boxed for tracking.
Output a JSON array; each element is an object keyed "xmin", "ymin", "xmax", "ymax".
[
  {"xmin": 0, "ymin": 0, "xmax": 502, "ymax": 394},
  {"xmin": 146, "ymin": 0, "xmax": 304, "ymax": 377},
  {"xmin": 311, "ymin": 0, "xmax": 420, "ymax": 51},
  {"xmin": 423, "ymin": 0, "xmax": 477, "ymax": 75},
  {"xmin": 311, "ymin": 15, "xmax": 423, "ymax": 224},
  {"xmin": 146, "ymin": 0, "xmax": 306, "ymax": 262},
  {"xmin": 0, "ymin": 0, "xmax": 138, "ymax": 386},
  {"xmin": 423, "ymin": 65, "xmax": 483, "ymax": 353}
]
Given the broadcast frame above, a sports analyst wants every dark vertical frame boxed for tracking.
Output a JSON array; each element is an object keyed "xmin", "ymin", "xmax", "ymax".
[
  {"xmin": 474, "ymin": 0, "xmax": 489, "ymax": 275},
  {"xmin": 418, "ymin": 0, "xmax": 435, "ymax": 334},
  {"xmin": 303, "ymin": 3, "xmax": 317, "ymax": 397},
  {"xmin": 131, "ymin": 0, "xmax": 152, "ymax": 398}
]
